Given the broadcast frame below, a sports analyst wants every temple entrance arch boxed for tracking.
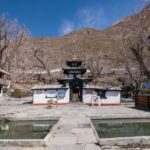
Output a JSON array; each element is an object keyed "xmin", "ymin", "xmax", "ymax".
[{"xmin": 69, "ymin": 78, "xmax": 83, "ymax": 102}]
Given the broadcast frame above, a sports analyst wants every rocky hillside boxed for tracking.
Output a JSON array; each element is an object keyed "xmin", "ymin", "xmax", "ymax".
[
  {"xmin": 25, "ymin": 4, "xmax": 150, "ymax": 68},
  {"xmin": 17, "ymin": 3, "xmax": 150, "ymax": 86}
]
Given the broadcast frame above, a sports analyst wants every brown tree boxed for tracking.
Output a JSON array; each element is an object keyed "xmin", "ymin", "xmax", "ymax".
[
  {"xmin": 86, "ymin": 55, "xmax": 103, "ymax": 79},
  {"xmin": 0, "ymin": 15, "xmax": 28, "ymax": 70},
  {"xmin": 0, "ymin": 14, "xmax": 29, "ymax": 81},
  {"xmin": 112, "ymin": 4, "xmax": 150, "ymax": 95},
  {"xmin": 32, "ymin": 47, "xmax": 53, "ymax": 84}
]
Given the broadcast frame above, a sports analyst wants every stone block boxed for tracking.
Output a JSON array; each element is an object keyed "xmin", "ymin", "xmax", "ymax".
[
  {"xmin": 50, "ymin": 136, "xmax": 77, "ymax": 145},
  {"xmin": 77, "ymin": 133, "xmax": 97, "ymax": 144},
  {"xmin": 99, "ymin": 137, "xmax": 141, "ymax": 146},
  {"xmin": 72, "ymin": 128, "xmax": 93, "ymax": 134},
  {"xmin": 47, "ymin": 144, "xmax": 85, "ymax": 150},
  {"xmin": 85, "ymin": 144, "xmax": 101, "ymax": 150}
]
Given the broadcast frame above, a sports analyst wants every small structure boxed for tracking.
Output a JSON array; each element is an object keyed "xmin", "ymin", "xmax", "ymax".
[
  {"xmin": 83, "ymin": 86, "xmax": 121, "ymax": 105},
  {"xmin": 135, "ymin": 83, "xmax": 150, "ymax": 109},
  {"xmin": 32, "ymin": 85, "xmax": 70, "ymax": 105},
  {"xmin": 0, "ymin": 69, "xmax": 10, "ymax": 96},
  {"xmin": 32, "ymin": 55, "xmax": 121, "ymax": 105},
  {"xmin": 135, "ymin": 94, "xmax": 150, "ymax": 109}
]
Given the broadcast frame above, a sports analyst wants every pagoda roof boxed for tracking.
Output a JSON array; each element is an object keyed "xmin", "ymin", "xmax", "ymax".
[
  {"xmin": 62, "ymin": 67, "xmax": 87, "ymax": 74},
  {"xmin": 66, "ymin": 60, "xmax": 82, "ymax": 67},
  {"xmin": 66, "ymin": 60, "xmax": 82, "ymax": 63},
  {"xmin": 58, "ymin": 77, "xmax": 93, "ymax": 84},
  {"xmin": 58, "ymin": 77, "xmax": 93, "ymax": 81},
  {"xmin": 62, "ymin": 67, "xmax": 86, "ymax": 70}
]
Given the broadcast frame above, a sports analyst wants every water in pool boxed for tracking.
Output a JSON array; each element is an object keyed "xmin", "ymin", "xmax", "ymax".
[
  {"xmin": 0, "ymin": 120, "xmax": 57, "ymax": 139},
  {"xmin": 92, "ymin": 119, "xmax": 150, "ymax": 138}
]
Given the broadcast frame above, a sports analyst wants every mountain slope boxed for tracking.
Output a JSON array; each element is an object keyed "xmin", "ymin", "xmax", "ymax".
[
  {"xmin": 17, "ymin": 4, "xmax": 150, "ymax": 85},
  {"xmin": 25, "ymin": 4, "xmax": 149, "ymax": 68}
]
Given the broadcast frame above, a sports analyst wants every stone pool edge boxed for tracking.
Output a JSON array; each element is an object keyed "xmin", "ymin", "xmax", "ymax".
[
  {"xmin": 0, "ymin": 116, "xmax": 60, "ymax": 146},
  {"xmin": 90, "ymin": 116, "xmax": 150, "ymax": 148},
  {"xmin": 88, "ymin": 117, "xmax": 100, "ymax": 145},
  {"xmin": 98, "ymin": 136, "xmax": 150, "ymax": 147}
]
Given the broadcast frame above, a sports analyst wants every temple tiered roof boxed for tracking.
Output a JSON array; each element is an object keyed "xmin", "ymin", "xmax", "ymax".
[{"xmin": 58, "ymin": 53, "xmax": 93, "ymax": 101}]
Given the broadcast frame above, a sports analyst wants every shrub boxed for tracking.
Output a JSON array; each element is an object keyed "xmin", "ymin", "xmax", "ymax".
[
  {"xmin": 2, "ymin": 87, "xmax": 8, "ymax": 94},
  {"xmin": 13, "ymin": 89, "xmax": 22, "ymax": 98}
]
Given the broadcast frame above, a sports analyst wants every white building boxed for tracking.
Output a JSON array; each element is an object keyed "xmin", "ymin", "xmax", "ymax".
[
  {"xmin": 32, "ymin": 84, "xmax": 121, "ymax": 105},
  {"xmin": 32, "ymin": 85, "xmax": 70, "ymax": 105},
  {"xmin": 32, "ymin": 57, "xmax": 121, "ymax": 105},
  {"xmin": 83, "ymin": 86, "xmax": 121, "ymax": 105}
]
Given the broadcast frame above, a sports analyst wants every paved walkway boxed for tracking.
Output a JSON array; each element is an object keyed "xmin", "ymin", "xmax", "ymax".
[
  {"xmin": 0, "ymin": 97, "xmax": 150, "ymax": 149},
  {"xmin": 48, "ymin": 108, "xmax": 100, "ymax": 150}
]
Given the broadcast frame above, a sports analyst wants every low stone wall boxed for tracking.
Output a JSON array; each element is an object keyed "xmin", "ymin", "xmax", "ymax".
[
  {"xmin": 0, "ymin": 117, "xmax": 59, "ymax": 146},
  {"xmin": 0, "ymin": 139, "xmax": 45, "ymax": 146},
  {"xmin": 91, "ymin": 117, "xmax": 150, "ymax": 149},
  {"xmin": 99, "ymin": 136, "xmax": 150, "ymax": 149}
]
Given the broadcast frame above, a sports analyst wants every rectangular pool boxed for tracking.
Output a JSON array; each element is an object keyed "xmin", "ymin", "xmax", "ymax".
[
  {"xmin": 0, "ymin": 120, "xmax": 57, "ymax": 139},
  {"xmin": 92, "ymin": 119, "xmax": 150, "ymax": 138}
]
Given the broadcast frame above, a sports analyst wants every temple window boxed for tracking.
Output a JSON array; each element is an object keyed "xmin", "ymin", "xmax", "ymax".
[{"xmin": 99, "ymin": 91, "xmax": 107, "ymax": 99}]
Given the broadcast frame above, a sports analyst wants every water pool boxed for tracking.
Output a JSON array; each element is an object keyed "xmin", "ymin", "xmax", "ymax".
[
  {"xmin": 92, "ymin": 119, "xmax": 150, "ymax": 138},
  {"xmin": 0, "ymin": 120, "xmax": 57, "ymax": 139}
]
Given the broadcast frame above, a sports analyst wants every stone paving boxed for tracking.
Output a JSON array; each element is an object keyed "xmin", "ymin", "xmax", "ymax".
[{"xmin": 0, "ymin": 97, "xmax": 150, "ymax": 150}]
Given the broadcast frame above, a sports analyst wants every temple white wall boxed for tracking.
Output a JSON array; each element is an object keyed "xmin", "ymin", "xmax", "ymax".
[
  {"xmin": 32, "ymin": 86, "xmax": 121, "ymax": 105},
  {"xmin": 33, "ymin": 88, "xmax": 70, "ymax": 104},
  {"xmin": 83, "ymin": 89, "xmax": 121, "ymax": 105}
]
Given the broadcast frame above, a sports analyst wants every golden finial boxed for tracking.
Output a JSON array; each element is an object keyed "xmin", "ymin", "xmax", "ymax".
[
  {"xmin": 72, "ymin": 53, "xmax": 77, "ymax": 60},
  {"xmin": 71, "ymin": 49, "xmax": 78, "ymax": 60}
]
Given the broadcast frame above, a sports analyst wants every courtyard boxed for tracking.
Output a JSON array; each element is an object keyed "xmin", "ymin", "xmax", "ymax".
[{"xmin": 0, "ymin": 97, "xmax": 150, "ymax": 150}]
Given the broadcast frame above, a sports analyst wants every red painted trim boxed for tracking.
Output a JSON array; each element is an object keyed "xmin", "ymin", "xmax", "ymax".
[
  {"xmin": 86, "ymin": 103, "xmax": 121, "ymax": 106},
  {"xmin": 32, "ymin": 102, "xmax": 68, "ymax": 105},
  {"xmin": 32, "ymin": 102, "xmax": 120, "ymax": 106},
  {"xmin": 101, "ymin": 103, "xmax": 121, "ymax": 106}
]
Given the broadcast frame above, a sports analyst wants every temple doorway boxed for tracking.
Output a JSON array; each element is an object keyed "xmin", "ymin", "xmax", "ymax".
[{"xmin": 69, "ymin": 79, "xmax": 83, "ymax": 102}]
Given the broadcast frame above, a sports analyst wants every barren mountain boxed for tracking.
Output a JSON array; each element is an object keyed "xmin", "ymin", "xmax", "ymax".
[
  {"xmin": 26, "ymin": 4, "xmax": 149, "ymax": 67},
  {"xmin": 17, "ymin": 4, "xmax": 150, "ymax": 86}
]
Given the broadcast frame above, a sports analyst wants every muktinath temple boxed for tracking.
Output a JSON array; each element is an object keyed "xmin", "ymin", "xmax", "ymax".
[{"xmin": 32, "ymin": 54, "xmax": 121, "ymax": 105}]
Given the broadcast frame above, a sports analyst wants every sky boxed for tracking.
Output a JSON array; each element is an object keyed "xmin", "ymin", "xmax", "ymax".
[{"xmin": 0, "ymin": 0, "xmax": 148, "ymax": 37}]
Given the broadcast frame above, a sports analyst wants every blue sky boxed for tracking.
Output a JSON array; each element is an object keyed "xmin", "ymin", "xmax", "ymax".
[{"xmin": 0, "ymin": 0, "xmax": 147, "ymax": 37}]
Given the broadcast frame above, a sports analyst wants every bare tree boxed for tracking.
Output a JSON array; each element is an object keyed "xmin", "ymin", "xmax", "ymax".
[
  {"xmin": 127, "ymin": 17, "xmax": 150, "ymax": 81},
  {"xmin": 111, "ymin": 3, "xmax": 150, "ymax": 95},
  {"xmin": 0, "ymin": 14, "xmax": 29, "ymax": 86},
  {"xmin": 86, "ymin": 55, "xmax": 103, "ymax": 78},
  {"xmin": 0, "ymin": 15, "xmax": 10, "ymax": 68},
  {"xmin": 32, "ymin": 47, "xmax": 53, "ymax": 84},
  {"xmin": 0, "ymin": 15, "xmax": 28, "ymax": 70}
]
